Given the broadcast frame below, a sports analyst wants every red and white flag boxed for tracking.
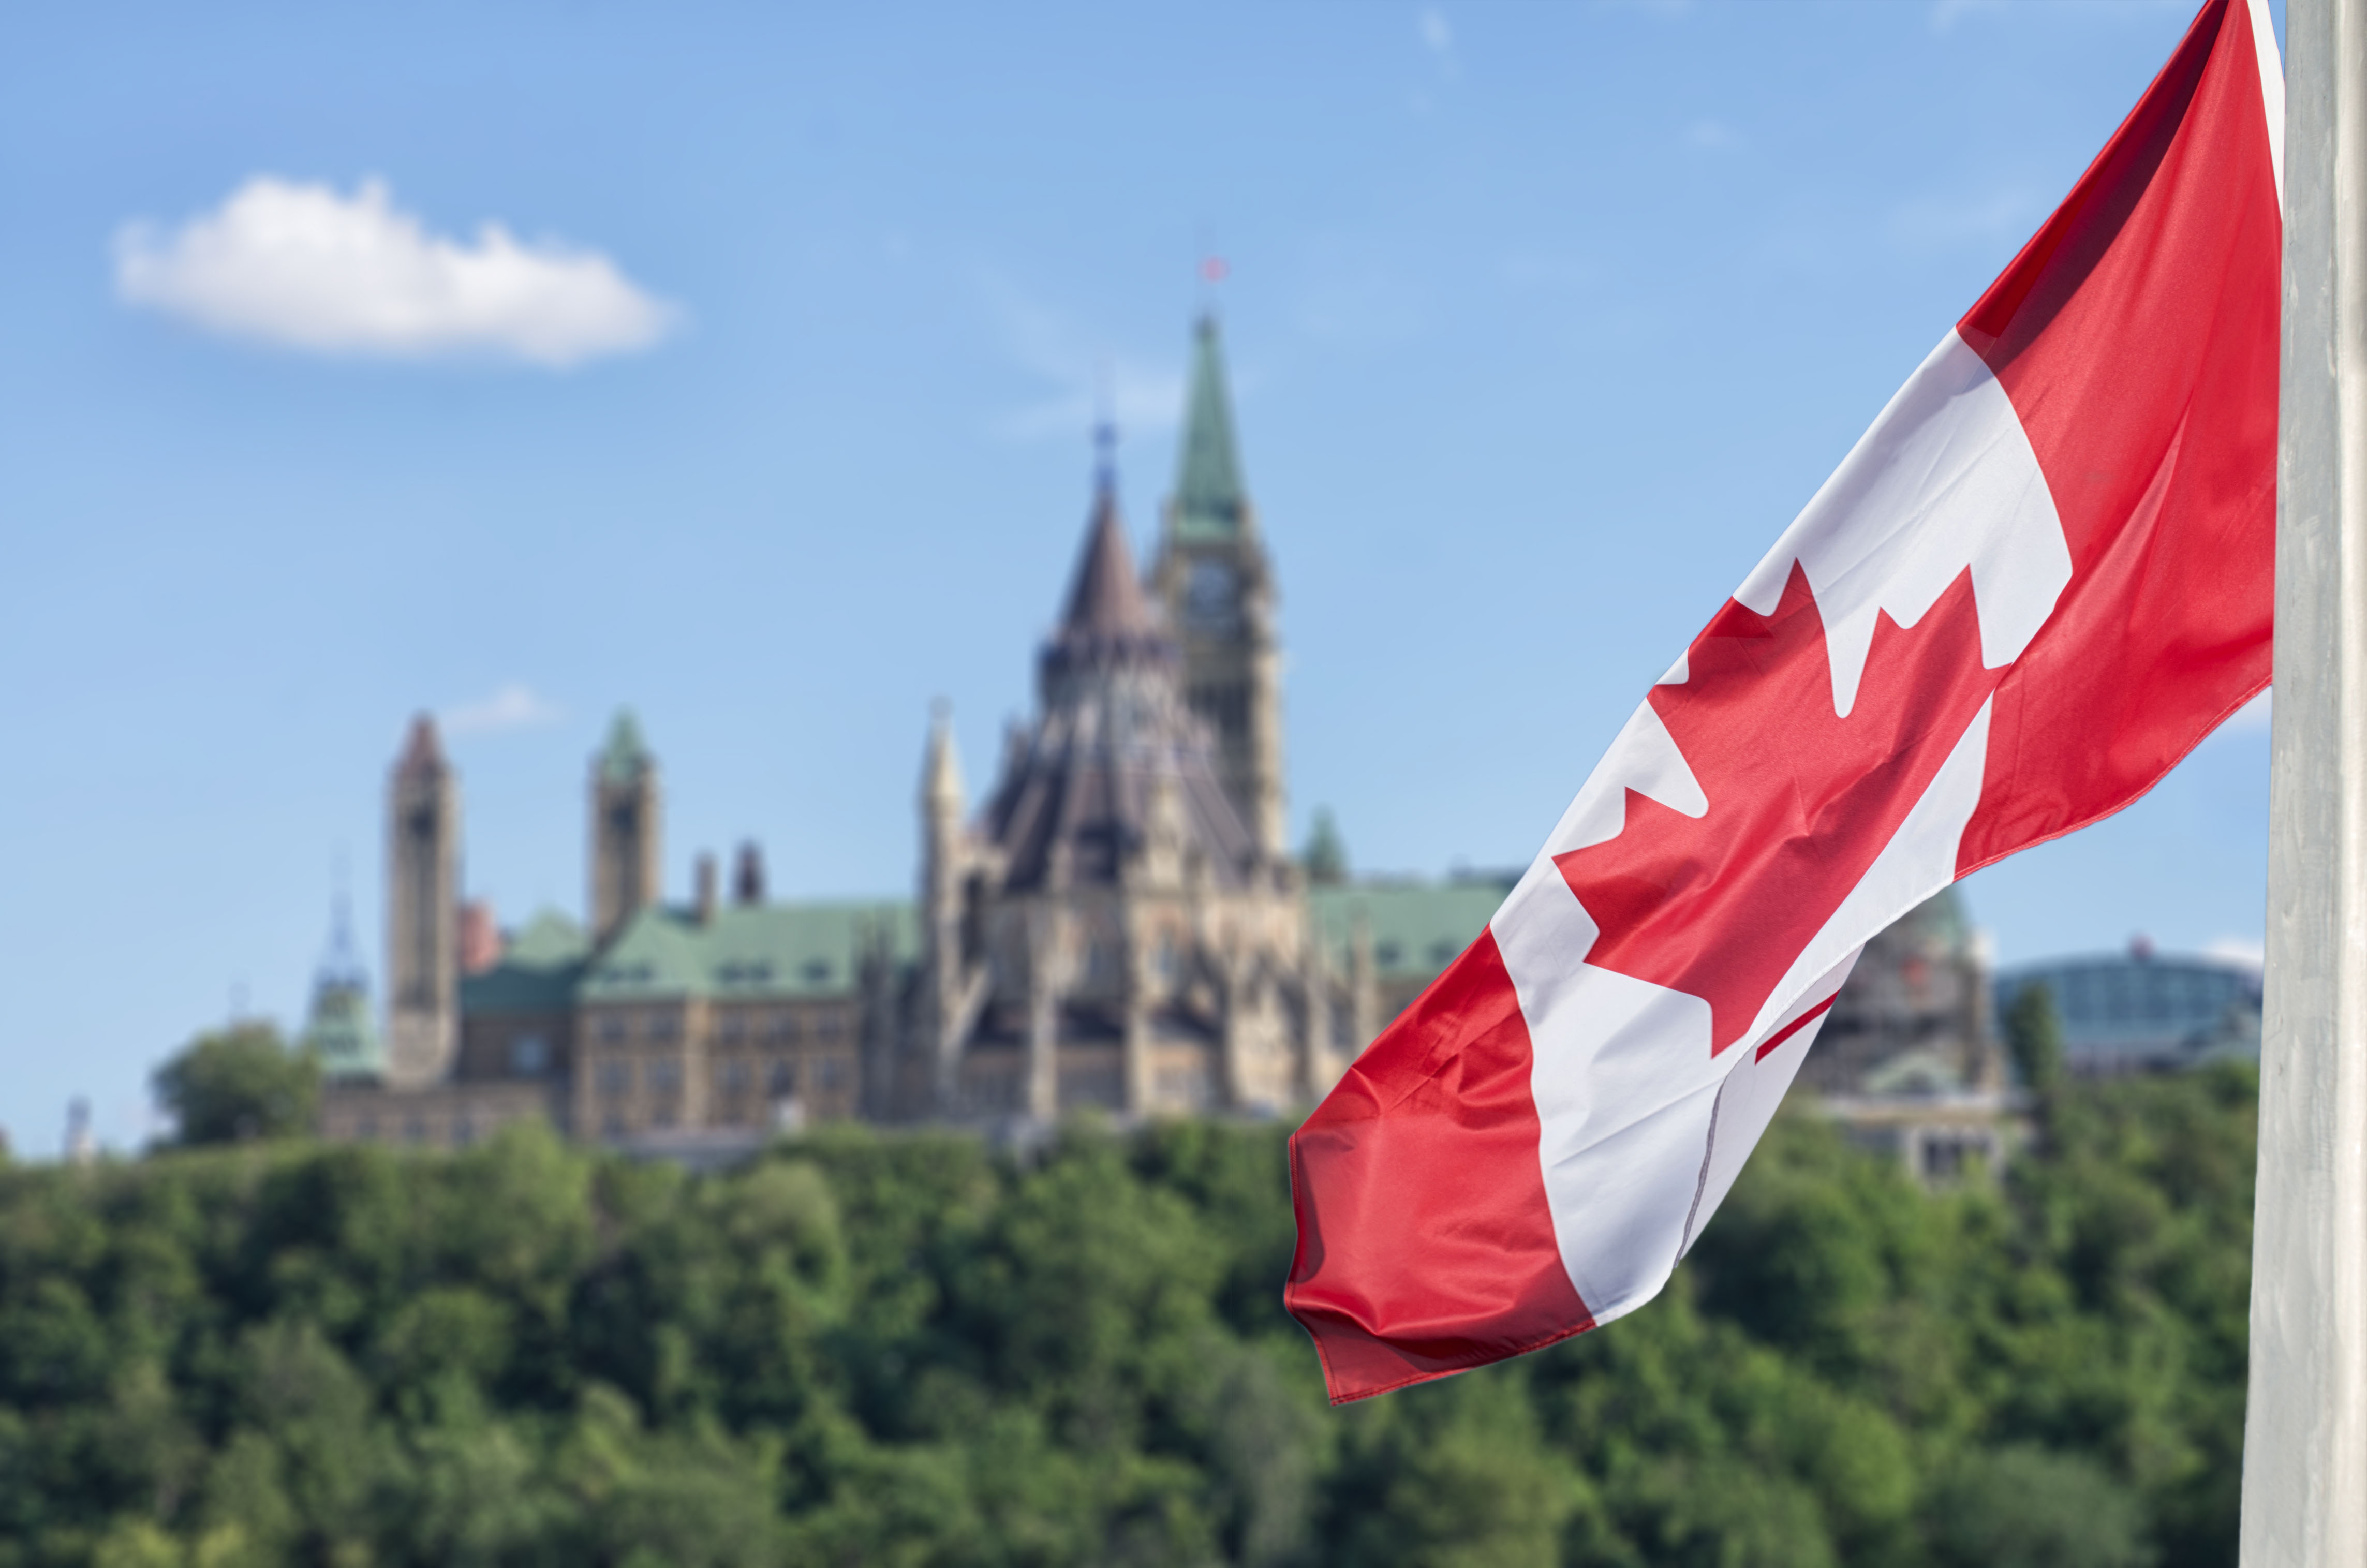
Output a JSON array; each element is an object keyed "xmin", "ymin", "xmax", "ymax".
[{"xmin": 1288, "ymin": 0, "xmax": 2283, "ymax": 1404}]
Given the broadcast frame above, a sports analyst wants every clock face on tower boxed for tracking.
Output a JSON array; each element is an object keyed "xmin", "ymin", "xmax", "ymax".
[{"xmin": 1185, "ymin": 559, "xmax": 1239, "ymax": 634}]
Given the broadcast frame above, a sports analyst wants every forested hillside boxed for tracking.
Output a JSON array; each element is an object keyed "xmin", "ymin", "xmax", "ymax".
[{"xmin": 0, "ymin": 1065, "xmax": 2256, "ymax": 1567}]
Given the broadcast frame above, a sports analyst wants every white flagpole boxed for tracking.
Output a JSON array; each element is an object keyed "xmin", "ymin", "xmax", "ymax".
[{"xmin": 2242, "ymin": 0, "xmax": 2367, "ymax": 1561}]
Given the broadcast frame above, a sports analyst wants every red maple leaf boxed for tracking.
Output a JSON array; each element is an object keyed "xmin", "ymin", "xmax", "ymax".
[{"xmin": 1556, "ymin": 560, "xmax": 2001, "ymax": 1056}]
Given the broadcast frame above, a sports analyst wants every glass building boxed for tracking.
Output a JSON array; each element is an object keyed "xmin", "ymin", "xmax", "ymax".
[{"xmin": 1993, "ymin": 942, "xmax": 2260, "ymax": 1076}]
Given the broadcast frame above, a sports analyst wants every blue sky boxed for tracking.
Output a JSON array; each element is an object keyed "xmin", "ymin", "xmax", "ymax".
[{"xmin": 0, "ymin": 0, "xmax": 2274, "ymax": 1153}]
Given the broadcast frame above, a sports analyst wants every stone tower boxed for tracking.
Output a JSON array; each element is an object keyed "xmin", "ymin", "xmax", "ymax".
[
  {"xmin": 908, "ymin": 436, "xmax": 1315, "ymax": 1124},
  {"xmin": 590, "ymin": 709, "xmax": 662, "ymax": 944},
  {"xmin": 384, "ymin": 715, "xmax": 459, "ymax": 1088},
  {"xmin": 918, "ymin": 705, "xmax": 977, "ymax": 1112},
  {"xmin": 1150, "ymin": 315, "xmax": 1286, "ymax": 862}
]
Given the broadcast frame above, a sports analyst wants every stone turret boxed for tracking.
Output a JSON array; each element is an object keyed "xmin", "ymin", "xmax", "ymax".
[
  {"xmin": 385, "ymin": 715, "xmax": 460, "ymax": 1087},
  {"xmin": 919, "ymin": 704, "xmax": 974, "ymax": 1112},
  {"xmin": 589, "ymin": 709, "xmax": 662, "ymax": 945},
  {"xmin": 1150, "ymin": 315, "xmax": 1287, "ymax": 862}
]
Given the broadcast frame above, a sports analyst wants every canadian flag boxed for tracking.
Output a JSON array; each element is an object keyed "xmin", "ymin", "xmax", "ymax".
[{"xmin": 1288, "ymin": 0, "xmax": 2283, "ymax": 1404}]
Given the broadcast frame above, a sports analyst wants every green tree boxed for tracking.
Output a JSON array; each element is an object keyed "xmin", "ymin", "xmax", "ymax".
[
  {"xmin": 1926, "ymin": 1444, "xmax": 2152, "ymax": 1568},
  {"xmin": 2005, "ymin": 982, "xmax": 2067, "ymax": 1098},
  {"xmin": 151, "ymin": 1024, "xmax": 318, "ymax": 1146},
  {"xmin": 1302, "ymin": 808, "xmax": 1348, "ymax": 887}
]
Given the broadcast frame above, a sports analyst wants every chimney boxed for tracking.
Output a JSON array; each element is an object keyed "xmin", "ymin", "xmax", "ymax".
[
  {"xmin": 458, "ymin": 899, "xmax": 505, "ymax": 974},
  {"xmin": 733, "ymin": 840, "xmax": 766, "ymax": 906},
  {"xmin": 694, "ymin": 853, "xmax": 718, "ymax": 925}
]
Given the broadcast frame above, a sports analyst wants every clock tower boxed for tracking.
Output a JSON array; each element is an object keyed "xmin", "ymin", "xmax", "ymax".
[{"xmin": 1150, "ymin": 315, "xmax": 1286, "ymax": 863}]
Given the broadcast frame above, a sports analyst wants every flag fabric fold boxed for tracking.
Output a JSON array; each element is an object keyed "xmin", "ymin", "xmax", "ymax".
[{"xmin": 1286, "ymin": 0, "xmax": 2283, "ymax": 1404}]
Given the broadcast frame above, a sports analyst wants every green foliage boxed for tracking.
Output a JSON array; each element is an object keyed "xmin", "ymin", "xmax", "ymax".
[
  {"xmin": 0, "ymin": 1074, "xmax": 2258, "ymax": 1565},
  {"xmin": 151, "ymin": 1026, "xmax": 319, "ymax": 1147},
  {"xmin": 1303, "ymin": 809, "xmax": 1349, "ymax": 886},
  {"xmin": 2006, "ymin": 984, "xmax": 2067, "ymax": 1098}
]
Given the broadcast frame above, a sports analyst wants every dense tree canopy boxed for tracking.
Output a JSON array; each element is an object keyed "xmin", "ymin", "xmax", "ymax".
[
  {"xmin": 150, "ymin": 1025, "xmax": 319, "ymax": 1147},
  {"xmin": 0, "ymin": 1064, "xmax": 2256, "ymax": 1566}
]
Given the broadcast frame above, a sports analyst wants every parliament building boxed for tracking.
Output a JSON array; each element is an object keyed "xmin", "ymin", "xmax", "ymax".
[{"xmin": 304, "ymin": 314, "xmax": 2004, "ymax": 1166}]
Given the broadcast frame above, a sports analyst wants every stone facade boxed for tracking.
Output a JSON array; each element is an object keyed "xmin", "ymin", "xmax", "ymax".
[
  {"xmin": 309, "ymin": 311, "xmax": 2006, "ymax": 1169},
  {"xmin": 318, "ymin": 316, "xmax": 1381, "ymax": 1151}
]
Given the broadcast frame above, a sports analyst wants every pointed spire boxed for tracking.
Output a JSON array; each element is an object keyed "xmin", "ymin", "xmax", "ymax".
[
  {"xmin": 320, "ymin": 876, "xmax": 366, "ymax": 986},
  {"xmin": 599, "ymin": 708, "xmax": 653, "ymax": 783},
  {"xmin": 396, "ymin": 713, "xmax": 445, "ymax": 778},
  {"xmin": 1058, "ymin": 450, "xmax": 1158, "ymax": 640},
  {"xmin": 1173, "ymin": 314, "xmax": 1248, "ymax": 538},
  {"xmin": 923, "ymin": 701, "xmax": 966, "ymax": 813}
]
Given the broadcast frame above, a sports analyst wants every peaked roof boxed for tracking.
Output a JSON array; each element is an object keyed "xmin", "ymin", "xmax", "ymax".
[
  {"xmin": 1059, "ymin": 477, "xmax": 1158, "ymax": 640},
  {"xmin": 1172, "ymin": 315, "xmax": 1248, "ymax": 540},
  {"xmin": 994, "ymin": 450, "xmax": 1254, "ymax": 892},
  {"xmin": 396, "ymin": 714, "xmax": 445, "ymax": 779},
  {"xmin": 600, "ymin": 708, "xmax": 654, "ymax": 785},
  {"xmin": 1041, "ymin": 464, "xmax": 1176, "ymax": 702}
]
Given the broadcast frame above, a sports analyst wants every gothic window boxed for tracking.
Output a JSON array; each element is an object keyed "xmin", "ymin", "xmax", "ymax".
[
  {"xmin": 598, "ymin": 1059, "xmax": 629, "ymax": 1097},
  {"xmin": 818, "ymin": 1056, "xmax": 845, "ymax": 1090},
  {"xmin": 722, "ymin": 1058, "xmax": 750, "ymax": 1092},
  {"xmin": 598, "ymin": 1013, "xmax": 627, "ymax": 1045},
  {"xmin": 645, "ymin": 1059, "xmax": 681, "ymax": 1092},
  {"xmin": 769, "ymin": 1059, "xmax": 797, "ymax": 1096}
]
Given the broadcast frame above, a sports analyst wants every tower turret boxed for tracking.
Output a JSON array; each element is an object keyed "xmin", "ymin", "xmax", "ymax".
[
  {"xmin": 589, "ymin": 709, "xmax": 662, "ymax": 945},
  {"xmin": 300, "ymin": 885, "xmax": 382, "ymax": 1079},
  {"xmin": 1151, "ymin": 315, "xmax": 1286, "ymax": 860},
  {"xmin": 919, "ymin": 704, "xmax": 972, "ymax": 1111},
  {"xmin": 385, "ymin": 715, "xmax": 460, "ymax": 1087}
]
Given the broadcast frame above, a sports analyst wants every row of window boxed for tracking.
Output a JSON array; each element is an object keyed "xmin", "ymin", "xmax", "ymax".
[
  {"xmin": 588, "ymin": 1009, "xmax": 851, "ymax": 1047},
  {"xmin": 590, "ymin": 1053, "xmax": 850, "ymax": 1100}
]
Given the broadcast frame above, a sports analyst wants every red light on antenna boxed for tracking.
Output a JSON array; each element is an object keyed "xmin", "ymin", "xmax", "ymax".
[{"xmin": 1202, "ymin": 256, "xmax": 1229, "ymax": 283}]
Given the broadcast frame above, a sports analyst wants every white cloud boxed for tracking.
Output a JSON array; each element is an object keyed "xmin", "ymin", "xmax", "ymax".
[
  {"xmin": 115, "ymin": 176, "xmax": 677, "ymax": 367},
  {"xmin": 441, "ymin": 683, "xmax": 565, "ymax": 736},
  {"xmin": 986, "ymin": 288, "xmax": 1186, "ymax": 442},
  {"xmin": 1419, "ymin": 8, "xmax": 1453, "ymax": 54},
  {"xmin": 2203, "ymin": 934, "xmax": 2266, "ymax": 969},
  {"xmin": 1688, "ymin": 118, "xmax": 1738, "ymax": 150}
]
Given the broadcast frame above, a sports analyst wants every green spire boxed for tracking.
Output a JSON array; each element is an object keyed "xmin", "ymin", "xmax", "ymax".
[
  {"xmin": 600, "ymin": 708, "xmax": 653, "ymax": 784},
  {"xmin": 1173, "ymin": 315, "xmax": 1248, "ymax": 539}
]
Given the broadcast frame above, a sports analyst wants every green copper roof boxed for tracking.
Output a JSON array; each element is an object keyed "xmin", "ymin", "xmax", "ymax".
[
  {"xmin": 576, "ymin": 900, "xmax": 920, "ymax": 1004},
  {"xmin": 301, "ymin": 975, "xmax": 383, "ymax": 1079},
  {"xmin": 600, "ymin": 709, "xmax": 654, "ymax": 785},
  {"xmin": 1172, "ymin": 316, "xmax": 1248, "ymax": 541},
  {"xmin": 1309, "ymin": 876, "xmax": 1517, "ymax": 986},
  {"xmin": 461, "ymin": 909, "xmax": 592, "ymax": 1016}
]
